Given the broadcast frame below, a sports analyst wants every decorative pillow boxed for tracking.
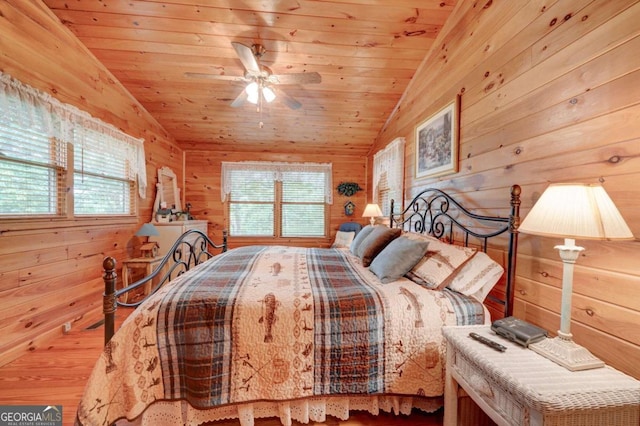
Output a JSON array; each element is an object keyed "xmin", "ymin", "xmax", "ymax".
[
  {"xmin": 406, "ymin": 236, "xmax": 477, "ymax": 290},
  {"xmin": 369, "ymin": 236, "xmax": 430, "ymax": 283},
  {"xmin": 349, "ymin": 225, "xmax": 375, "ymax": 256},
  {"xmin": 357, "ymin": 226, "xmax": 402, "ymax": 266},
  {"xmin": 447, "ymin": 251, "xmax": 504, "ymax": 300},
  {"xmin": 331, "ymin": 231, "xmax": 355, "ymax": 248}
]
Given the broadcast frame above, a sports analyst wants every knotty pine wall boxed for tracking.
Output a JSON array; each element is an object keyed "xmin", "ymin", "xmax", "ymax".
[
  {"xmin": 184, "ymin": 151, "xmax": 368, "ymax": 250},
  {"xmin": 0, "ymin": 1, "xmax": 184, "ymax": 366},
  {"xmin": 372, "ymin": 0, "xmax": 640, "ymax": 378}
]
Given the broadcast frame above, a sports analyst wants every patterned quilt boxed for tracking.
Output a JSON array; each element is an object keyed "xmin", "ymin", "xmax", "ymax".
[{"xmin": 76, "ymin": 246, "xmax": 486, "ymax": 425}]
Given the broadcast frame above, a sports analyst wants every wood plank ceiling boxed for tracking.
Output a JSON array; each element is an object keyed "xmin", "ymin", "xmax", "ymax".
[{"xmin": 43, "ymin": 0, "xmax": 456, "ymax": 156}]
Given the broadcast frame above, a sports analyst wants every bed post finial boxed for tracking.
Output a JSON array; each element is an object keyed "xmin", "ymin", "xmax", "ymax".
[
  {"xmin": 510, "ymin": 185, "xmax": 522, "ymax": 232},
  {"xmin": 103, "ymin": 256, "xmax": 117, "ymax": 345},
  {"xmin": 506, "ymin": 185, "xmax": 522, "ymax": 317}
]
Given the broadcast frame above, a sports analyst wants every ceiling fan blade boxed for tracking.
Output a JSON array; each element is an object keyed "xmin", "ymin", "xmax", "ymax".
[
  {"xmin": 184, "ymin": 72, "xmax": 247, "ymax": 82},
  {"xmin": 275, "ymin": 87, "xmax": 302, "ymax": 110},
  {"xmin": 231, "ymin": 42, "xmax": 261, "ymax": 74},
  {"xmin": 230, "ymin": 90, "xmax": 248, "ymax": 108},
  {"xmin": 268, "ymin": 72, "xmax": 322, "ymax": 85}
]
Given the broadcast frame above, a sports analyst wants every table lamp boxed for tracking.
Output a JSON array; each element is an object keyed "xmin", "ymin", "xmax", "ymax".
[
  {"xmin": 135, "ymin": 223, "xmax": 160, "ymax": 257},
  {"xmin": 362, "ymin": 203, "xmax": 383, "ymax": 226},
  {"xmin": 518, "ymin": 183, "xmax": 634, "ymax": 370}
]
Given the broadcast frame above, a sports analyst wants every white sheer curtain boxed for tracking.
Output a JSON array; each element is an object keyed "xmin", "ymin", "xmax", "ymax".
[
  {"xmin": 221, "ymin": 161, "xmax": 333, "ymax": 204},
  {"xmin": 373, "ymin": 137, "xmax": 405, "ymax": 210},
  {"xmin": 0, "ymin": 71, "xmax": 147, "ymax": 198}
]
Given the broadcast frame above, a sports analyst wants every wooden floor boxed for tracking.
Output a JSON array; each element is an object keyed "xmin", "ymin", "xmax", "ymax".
[{"xmin": 0, "ymin": 307, "xmax": 443, "ymax": 426}]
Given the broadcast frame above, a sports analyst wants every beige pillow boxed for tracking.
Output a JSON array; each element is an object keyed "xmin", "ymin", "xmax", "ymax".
[
  {"xmin": 406, "ymin": 235, "xmax": 477, "ymax": 289},
  {"xmin": 331, "ymin": 231, "xmax": 355, "ymax": 248},
  {"xmin": 357, "ymin": 226, "xmax": 401, "ymax": 266},
  {"xmin": 447, "ymin": 251, "xmax": 504, "ymax": 300}
]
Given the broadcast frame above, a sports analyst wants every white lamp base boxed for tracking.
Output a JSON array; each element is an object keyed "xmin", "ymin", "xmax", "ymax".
[{"xmin": 529, "ymin": 334, "xmax": 605, "ymax": 371}]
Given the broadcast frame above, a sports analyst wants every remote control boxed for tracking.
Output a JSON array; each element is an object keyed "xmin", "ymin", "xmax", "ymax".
[{"xmin": 469, "ymin": 332, "xmax": 507, "ymax": 352}]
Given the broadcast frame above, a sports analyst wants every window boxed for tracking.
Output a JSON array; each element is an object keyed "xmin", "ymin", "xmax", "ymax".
[
  {"xmin": 73, "ymin": 128, "xmax": 136, "ymax": 215},
  {"xmin": 373, "ymin": 137, "xmax": 405, "ymax": 215},
  {"xmin": 0, "ymin": 72, "xmax": 146, "ymax": 219},
  {"xmin": 222, "ymin": 162, "xmax": 332, "ymax": 237},
  {"xmin": 0, "ymin": 97, "xmax": 67, "ymax": 215}
]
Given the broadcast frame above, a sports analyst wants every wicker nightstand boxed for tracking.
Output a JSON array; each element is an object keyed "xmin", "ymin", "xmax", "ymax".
[{"xmin": 443, "ymin": 325, "xmax": 640, "ymax": 426}]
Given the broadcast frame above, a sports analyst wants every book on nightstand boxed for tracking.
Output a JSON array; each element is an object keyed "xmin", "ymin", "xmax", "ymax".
[{"xmin": 491, "ymin": 316, "xmax": 548, "ymax": 348}]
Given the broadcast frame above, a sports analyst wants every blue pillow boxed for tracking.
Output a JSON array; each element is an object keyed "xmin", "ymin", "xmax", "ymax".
[
  {"xmin": 369, "ymin": 236, "xmax": 430, "ymax": 284},
  {"xmin": 349, "ymin": 225, "xmax": 375, "ymax": 256}
]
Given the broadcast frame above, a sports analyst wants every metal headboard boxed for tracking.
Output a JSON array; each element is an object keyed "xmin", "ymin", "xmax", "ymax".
[{"xmin": 389, "ymin": 185, "xmax": 521, "ymax": 317}]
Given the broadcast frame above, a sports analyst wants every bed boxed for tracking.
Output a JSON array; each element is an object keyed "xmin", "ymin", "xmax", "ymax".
[{"xmin": 76, "ymin": 185, "xmax": 522, "ymax": 426}]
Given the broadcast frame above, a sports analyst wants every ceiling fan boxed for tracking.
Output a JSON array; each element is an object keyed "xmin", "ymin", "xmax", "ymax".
[{"xmin": 185, "ymin": 42, "xmax": 321, "ymax": 110}]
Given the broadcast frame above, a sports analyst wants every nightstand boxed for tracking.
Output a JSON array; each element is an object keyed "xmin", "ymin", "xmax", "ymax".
[
  {"xmin": 443, "ymin": 325, "xmax": 640, "ymax": 426},
  {"xmin": 120, "ymin": 256, "xmax": 164, "ymax": 303}
]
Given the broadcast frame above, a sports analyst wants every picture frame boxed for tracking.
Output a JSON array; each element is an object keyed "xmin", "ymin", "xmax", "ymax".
[{"xmin": 415, "ymin": 96, "xmax": 460, "ymax": 179}]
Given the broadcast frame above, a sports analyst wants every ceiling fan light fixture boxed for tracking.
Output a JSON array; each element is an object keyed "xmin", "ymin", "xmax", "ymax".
[
  {"xmin": 262, "ymin": 86, "xmax": 276, "ymax": 103},
  {"xmin": 245, "ymin": 82, "xmax": 259, "ymax": 104}
]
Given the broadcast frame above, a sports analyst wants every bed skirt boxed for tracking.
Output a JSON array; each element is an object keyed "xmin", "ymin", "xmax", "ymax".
[{"xmin": 119, "ymin": 395, "xmax": 443, "ymax": 425}]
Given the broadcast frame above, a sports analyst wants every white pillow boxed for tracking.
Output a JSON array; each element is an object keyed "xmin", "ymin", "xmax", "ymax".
[
  {"xmin": 331, "ymin": 230, "xmax": 355, "ymax": 248},
  {"xmin": 446, "ymin": 251, "xmax": 504, "ymax": 301}
]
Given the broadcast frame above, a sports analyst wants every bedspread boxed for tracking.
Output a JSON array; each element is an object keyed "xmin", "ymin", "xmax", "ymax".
[{"xmin": 76, "ymin": 246, "xmax": 486, "ymax": 426}]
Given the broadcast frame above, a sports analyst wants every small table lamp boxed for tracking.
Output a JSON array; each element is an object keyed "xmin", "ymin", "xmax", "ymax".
[
  {"xmin": 135, "ymin": 223, "xmax": 160, "ymax": 257},
  {"xmin": 518, "ymin": 183, "xmax": 634, "ymax": 371},
  {"xmin": 362, "ymin": 203, "xmax": 383, "ymax": 226}
]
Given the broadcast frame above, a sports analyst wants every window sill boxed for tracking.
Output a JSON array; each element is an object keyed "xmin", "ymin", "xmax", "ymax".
[{"xmin": 0, "ymin": 215, "xmax": 138, "ymax": 232}]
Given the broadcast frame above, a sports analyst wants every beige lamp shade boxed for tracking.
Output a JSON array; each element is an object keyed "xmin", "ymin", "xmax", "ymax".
[
  {"xmin": 362, "ymin": 203, "xmax": 383, "ymax": 218},
  {"xmin": 518, "ymin": 183, "xmax": 633, "ymax": 241},
  {"xmin": 362, "ymin": 203, "xmax": 383, "ymax": 226}
]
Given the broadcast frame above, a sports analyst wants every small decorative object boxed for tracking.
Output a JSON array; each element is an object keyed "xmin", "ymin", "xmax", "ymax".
[
  {"xmin": 184, "ymin": 203, "xmax": 194, "ymax": 220},
  {"xmin": 344, "ymin": 200, "xmax": 355, "ymax": 216},
  {"xmin": 135, "ymin": 223, "xmax": 160, "ymax": 257},
  {"xmin": 336, "ymin": 182, "xmax": 362, "ymax": 197},
  {"xmin": 156, "ymin": 207, "xmax": 172, "ymax": 222},
  {"xmin": 518, "ymin": 183, "xmax": 633, "ymax": 371},
  {"xmin": 140, "ymin": 242, "xmax": 159, "ymax": 258},
  {"xmin": 415, "ymin": 95, "xmax": 460, "ymax": 179},
  {"xmin": 362, "ymin": 203, "xmax": 383, "ymax": 226}
]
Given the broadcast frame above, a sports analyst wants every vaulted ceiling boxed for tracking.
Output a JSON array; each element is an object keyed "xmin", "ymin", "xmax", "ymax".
[{"xmin": 44, "ymin": 0, "xmax": 457, "ymax": 155}]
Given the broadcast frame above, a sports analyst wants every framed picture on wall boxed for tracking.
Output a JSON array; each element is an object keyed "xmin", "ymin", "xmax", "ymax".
[{"xmin": 415, "ymin": 96, "xmax": 460, "ymax": 179}]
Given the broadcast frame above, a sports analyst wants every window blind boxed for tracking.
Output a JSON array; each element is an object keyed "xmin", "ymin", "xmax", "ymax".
[
  {"xmin": 281, "ymin": 171, "xmax": 326, "ymax": 236},
  {"xmin": 223, "ymin": 162, "xmax": 331, "ymax": 237},
  {"xmin": 0, "ymin": 94, "xmax": 67, "ymax": 216},
  {"xmin": 73, "ymin": 127, "xmax": 135, "ymax": 215},
  {"xmin": 0, "ymin": 71, "xmax": 145, "ymax": 218},
  {"xmin": 228, "ymin": 170, "xmax": 275, "ymax": 236}
]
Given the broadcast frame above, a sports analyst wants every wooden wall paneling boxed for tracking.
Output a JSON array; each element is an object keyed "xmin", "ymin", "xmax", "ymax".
[
  {"xmin": 184, "ymin": 151, "xmax": 368, "ymax": 249},
  {"xmin": 461, "ymin": 0, "xmax": 625, "ymax": 117},
  {"xmin": 513, "ymin": 298, "xmax": 640, "ymax": 378},
  {"xmin": 516, "ymin": 254, "xmax": 640, "ymax": 312},
  {"xmin": 370, "ymin": 0, "xmax": 640, "ymax": 378},
  {"xmin": 0, "ymin": 1, "xmax": 183, "ymax": 365},
  {"xmin": 0, "ymin": 277, "xmax": 104, "ymax": 366},
  {"xmin": 516, "ymin": 277, "xmax": 640, "ymax": 347}
]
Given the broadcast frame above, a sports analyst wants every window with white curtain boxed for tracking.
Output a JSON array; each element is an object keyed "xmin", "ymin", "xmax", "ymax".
[
  {"xmin": 373, "ymin": 137, "xmax": 405, "ymax": 215},
  {"xmin": 0, "ymin": 72, "xmax": 146, "ymax": 218},
  {"xmin": 221, "ymin": 162, "xmax": 333, "ymax": 237}
]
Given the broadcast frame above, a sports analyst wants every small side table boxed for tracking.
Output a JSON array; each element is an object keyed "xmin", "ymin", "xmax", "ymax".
[
  {"xmin": 443, "ymin": 325, "xmax": 640, "ymax": 426},
  {"xmin": 120, "ymin": 256, "xmax": 164, "ymax": 303}
]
